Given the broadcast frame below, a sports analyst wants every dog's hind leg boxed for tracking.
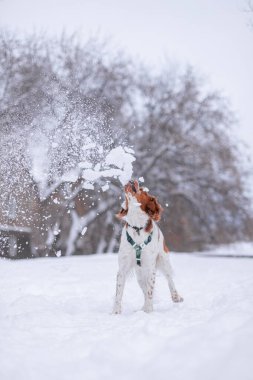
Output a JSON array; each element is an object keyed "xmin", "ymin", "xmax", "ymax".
[{"xmin": 157, "ymin": 254, "xmax": 183, "ymax": 303}]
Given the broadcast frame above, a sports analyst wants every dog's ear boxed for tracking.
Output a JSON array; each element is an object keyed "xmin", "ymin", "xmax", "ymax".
[{"xmin": 145, "ymin": 196, "xmax": 163, "ymax": 221}]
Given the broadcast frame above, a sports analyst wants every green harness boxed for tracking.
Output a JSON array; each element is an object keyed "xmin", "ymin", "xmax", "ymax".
[{"xmin": 126, "ymin": 230, "xmax": 153, "ymax": 266}]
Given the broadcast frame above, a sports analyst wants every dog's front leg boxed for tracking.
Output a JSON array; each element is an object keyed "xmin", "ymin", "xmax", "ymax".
[
  {"xmin": 142, "ymin": 266, "xmax": 156, "ymax": 313},
  {"xmin": 112, "ymin": 270, "xmax": 126, "ymax": 314}
]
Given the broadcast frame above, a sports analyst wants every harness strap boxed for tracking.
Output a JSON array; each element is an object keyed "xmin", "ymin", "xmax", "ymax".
[
  {"xmin": 126, "ymin": 230, "xmax": 153, "ymax": 266},
  {"xmin": 126, "ymin": 223, "xmax": 143, "ymax": 235}
]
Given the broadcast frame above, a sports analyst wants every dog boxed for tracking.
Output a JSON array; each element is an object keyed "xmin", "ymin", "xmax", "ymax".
[{"xmin": 112, "ymin": 179, "xmax": 183, "ymax": 314}]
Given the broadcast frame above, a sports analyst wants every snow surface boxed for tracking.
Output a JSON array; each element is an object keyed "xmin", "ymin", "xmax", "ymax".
[{"xmin": 1, "ymin": 252, "xmax": 253, "ymax": 380}]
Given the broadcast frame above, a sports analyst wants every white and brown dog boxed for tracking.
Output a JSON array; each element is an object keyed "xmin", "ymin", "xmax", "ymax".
[{"xmin": 112, "ymin": 180, "xmax": 183, "ymax": 314}]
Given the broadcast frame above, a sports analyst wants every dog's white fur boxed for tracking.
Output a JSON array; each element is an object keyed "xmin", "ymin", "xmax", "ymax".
[{"xmin": 113, "ymin": 192, "xmax": 183, "ymax": 314}]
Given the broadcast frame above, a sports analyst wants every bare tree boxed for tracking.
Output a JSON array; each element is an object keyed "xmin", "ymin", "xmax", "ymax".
[{"xmin": 0, "ymin": 33, "xmax": 135, "ymax": 256}]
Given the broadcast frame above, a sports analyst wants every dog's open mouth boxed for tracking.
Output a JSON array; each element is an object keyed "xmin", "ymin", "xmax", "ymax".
[{"xmin": 129, "ymin": 180, "xmax": 137, "ymax": 193}]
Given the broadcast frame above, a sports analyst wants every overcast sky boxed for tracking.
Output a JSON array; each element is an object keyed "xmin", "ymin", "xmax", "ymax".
[{"xmin": 1, "ymin": 0, "xmax": 253, "ymax": 155}]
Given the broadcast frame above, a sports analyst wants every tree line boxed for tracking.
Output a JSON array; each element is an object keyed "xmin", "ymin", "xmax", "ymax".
[{"xmin": 0, "ymin": 31, "xmax": 252, "ymax": 255}]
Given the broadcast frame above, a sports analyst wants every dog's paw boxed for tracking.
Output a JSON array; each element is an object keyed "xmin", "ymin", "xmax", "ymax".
[
  {"xmin": 142, "ymin": 304, "xmax": 153, "ymax": 313},
  {"xmin": 172, "ymin": 292, "xmax": 184, "ymax": 303},
  {"xmin": 112, "ymin": 304, "xmax": 122, "ymax": 314}
]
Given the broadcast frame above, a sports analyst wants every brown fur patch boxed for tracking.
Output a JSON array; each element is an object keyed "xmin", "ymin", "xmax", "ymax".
[
  {"xmin": 136, "ymin": 189, "xmax": 163, "ymax": 221},
  {"xmin": 145, "ymin": 218, "xmax": 153, "ymax": 233},
  {"xmin": 116, "ymin": 208, "xmax": 127, "ymax": 219},
  {"xmin": 163, "ymin": 238, "xmax": 169, "ymax": 253}
]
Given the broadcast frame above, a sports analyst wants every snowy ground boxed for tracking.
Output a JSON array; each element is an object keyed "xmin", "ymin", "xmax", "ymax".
[{"xmin": 1, "ymin": 250, "xmax": 253, "ymax": 380}]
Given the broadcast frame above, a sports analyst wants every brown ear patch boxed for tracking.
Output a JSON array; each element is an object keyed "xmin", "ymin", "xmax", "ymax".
[
  {"xmin": 136, "ymin": 189, "xmax": 163, "ymax": 221},
  {"xmin": 145, "ymin": 196, "xmax": 163, "ymax": 221}
]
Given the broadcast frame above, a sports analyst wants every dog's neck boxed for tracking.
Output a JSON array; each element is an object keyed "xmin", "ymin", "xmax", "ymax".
[{"xmin": 124, "ymin": 194, "xmax": 149, "ymax": 228}]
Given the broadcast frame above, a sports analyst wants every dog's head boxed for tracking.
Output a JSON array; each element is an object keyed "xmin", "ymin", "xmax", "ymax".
[{"xmin": 117, "ymin": 179, "xmax": 163, "ymax": 221}]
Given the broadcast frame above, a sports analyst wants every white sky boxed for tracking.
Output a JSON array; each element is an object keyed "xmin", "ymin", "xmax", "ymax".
[{"xmin": 1, "ymin": 0, "xmax": 253, "ymax": 156}]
